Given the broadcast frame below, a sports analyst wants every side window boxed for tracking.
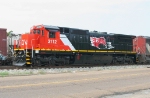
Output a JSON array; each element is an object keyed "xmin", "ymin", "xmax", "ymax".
[
  {"xmin": 49, "ymin": 32, "xmax": 55, "ymax": 38},
  {"xmin": 42, "ymin": 30, "xmax": 44, "ymax": 36},
  {"xmin": 33, "ymin": 30, "xmax": 36, "ymax": 34},
  {"xmin": 37, "ymin": 30, "xmax": 40, "ymax": 34}
]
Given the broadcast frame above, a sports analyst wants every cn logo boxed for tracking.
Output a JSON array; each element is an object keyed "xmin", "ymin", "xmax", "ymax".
[{"xmin": 21, "ymin": 40, "xmax": 27, "ymax": 45}]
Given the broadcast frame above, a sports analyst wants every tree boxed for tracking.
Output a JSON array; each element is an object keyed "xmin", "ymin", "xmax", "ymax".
[{"xmin": 7, "ymin": 30, "xmax": 13, "ymax": 36}]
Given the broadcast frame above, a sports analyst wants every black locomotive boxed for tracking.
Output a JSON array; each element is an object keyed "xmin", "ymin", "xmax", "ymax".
[{"xmin": 58, "ymin": 26, "xmax": 136, "ymax": 65}]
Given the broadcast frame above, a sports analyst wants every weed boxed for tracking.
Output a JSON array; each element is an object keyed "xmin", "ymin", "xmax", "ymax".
[{"xmin": 0, "ymin": 71, "xmax": 9, "ymax": 77}]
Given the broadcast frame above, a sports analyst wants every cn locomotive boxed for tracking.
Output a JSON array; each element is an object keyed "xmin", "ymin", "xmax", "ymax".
[{"xmin": 12, "ymin": 24, "xmax": 150, "ymax": 66}]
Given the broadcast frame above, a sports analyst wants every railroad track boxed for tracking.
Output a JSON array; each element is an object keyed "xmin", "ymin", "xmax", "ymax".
[{"xmin": 0, "ymin": 64, "xmax": 149, "ymax": 70}]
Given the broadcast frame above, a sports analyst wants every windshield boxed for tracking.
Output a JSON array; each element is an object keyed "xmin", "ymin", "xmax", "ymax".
[{"xmin": 33, "ymin": 30, "xmax": 40, "ymax": 34}]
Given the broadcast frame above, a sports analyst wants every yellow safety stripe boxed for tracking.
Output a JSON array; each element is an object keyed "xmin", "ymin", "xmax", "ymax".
[
  {"xmin": 35, "ymin": 49, "xmax": 136, "ymax": 54},
  {"xmin": 14, "ymin": 48, "xmax": 136, "ymax": 54}
]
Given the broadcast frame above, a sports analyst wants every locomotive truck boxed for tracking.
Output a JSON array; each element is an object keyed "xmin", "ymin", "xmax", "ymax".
[{"xmin": 12, "ymin": 24, "xmax": 149, "ymax": 67}]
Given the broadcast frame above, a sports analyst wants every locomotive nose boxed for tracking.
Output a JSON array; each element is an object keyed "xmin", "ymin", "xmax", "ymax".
[{"xmin": 12, "ymin": 56, "xmax": 26, "ymax": 66}]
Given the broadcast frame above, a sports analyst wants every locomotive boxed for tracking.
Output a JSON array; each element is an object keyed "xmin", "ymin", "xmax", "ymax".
[
  {"xmin": 12, "ymin": 24, "xmax": 149, "ymax": 66},
  {"xmin": 133, "ymin": 36, "xmax": 150, "ymax": 63}
]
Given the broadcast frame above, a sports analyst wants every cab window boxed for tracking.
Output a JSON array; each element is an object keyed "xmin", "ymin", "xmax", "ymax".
[
  {"xmin": 37, "ymin": 30, "xmax": 40, "ymax": 34},
  {"xmin": 33, "ymin": 30, "xmax": 40, "ymax": 34},
  {"xmin": 49, "ymin": 31, "xmax": 55, "ymax": 38}
]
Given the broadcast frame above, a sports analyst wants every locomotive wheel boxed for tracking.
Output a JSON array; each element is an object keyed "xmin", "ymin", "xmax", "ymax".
[
  {"xmin": 48, "ymin": 59, "xmax": 55, "ymax": 66},
  {"xmin": 128, "ymin": 59, "xmax": 133, "ymax": 64},
  {"xmin": 34, "ymin": 59, "xmax": 41, "ymax": 66},
  {"xmin": 112, "ymin": 59, "xmax": 118, "ymax": 65}
]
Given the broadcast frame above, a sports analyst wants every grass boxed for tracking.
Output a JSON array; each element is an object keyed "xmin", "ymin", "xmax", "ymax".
[
  {"xmin": 0, "ymin": 69, "xmax": 47, "ymax": 77},
  {"xmin": 0, "ymin": 71, "xmax": 9, "ymax": 77}
]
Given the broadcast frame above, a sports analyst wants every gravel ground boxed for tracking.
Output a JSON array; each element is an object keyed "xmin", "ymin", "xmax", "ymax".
[
  {"xmin": 104, "ymin": 89, "xmax": 150, "ymax": 98},
  {"xmin": 0, "ymin": 65, "xmax": 150, "ymax": 77}
]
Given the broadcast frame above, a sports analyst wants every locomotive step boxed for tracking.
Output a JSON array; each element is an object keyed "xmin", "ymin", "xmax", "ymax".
[
  {"xmin": 26, "ymin": 55, "xmax": 30, "ymax": 57},
  {"xmin": 26, "ymin": 62, "xmax": 32, "ymax": 64},
  {"xmin": 26, "ymin": 58, "xmax": 31, "ymax": 60}
]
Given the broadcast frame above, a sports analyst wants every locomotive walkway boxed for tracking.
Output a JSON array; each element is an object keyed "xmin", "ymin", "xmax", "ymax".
[{"xmin": 0, "ymin": 67, "xmax": 150, "ymax": 98}]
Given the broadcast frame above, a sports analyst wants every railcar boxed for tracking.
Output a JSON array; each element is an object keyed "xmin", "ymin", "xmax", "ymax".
[
  {"xmin": 0, "ymin": 28, "xmax": 14, "ymax": 66},
  {"xmin": 13, "ymin": 25, "xmax": 137, "ymax": 66}
]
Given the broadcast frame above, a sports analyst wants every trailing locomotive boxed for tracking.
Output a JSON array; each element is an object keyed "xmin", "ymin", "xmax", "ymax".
[
  {"xmin": 133, "ymin": 36, "xmax": 150, "ymax": 63},
  {"xmin": 13, "ymin": 25, "xmax": 137, "ymax": 66}
]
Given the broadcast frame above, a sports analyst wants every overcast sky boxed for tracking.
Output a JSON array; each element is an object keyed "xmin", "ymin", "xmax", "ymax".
[{"xmin": 0, "ymin": 0, "xmax": 149, "ymax": 36}]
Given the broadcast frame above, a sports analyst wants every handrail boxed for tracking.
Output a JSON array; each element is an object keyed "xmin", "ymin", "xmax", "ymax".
[{"xmin": 137, "ymin": 46, "xmax": 146, "ymax": 55}]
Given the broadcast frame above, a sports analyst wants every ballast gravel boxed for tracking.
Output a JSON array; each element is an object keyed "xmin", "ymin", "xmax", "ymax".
[{"xmin": 0, "ymin": 65, "xmax": 150, "ymax": 77}]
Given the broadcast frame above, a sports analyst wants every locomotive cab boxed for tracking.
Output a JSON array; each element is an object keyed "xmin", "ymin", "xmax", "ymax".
[{"xmin": 30, "ymin": 25, "xmax": 60, "ymax": 49}]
